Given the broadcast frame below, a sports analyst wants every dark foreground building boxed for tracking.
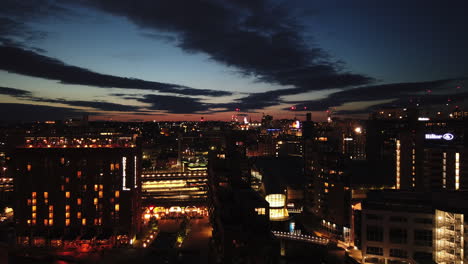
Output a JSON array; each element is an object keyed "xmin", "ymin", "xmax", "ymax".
[
  {"xmin": 9, "ymin": 135, "xmax": 141, "ymax": 247},
  {"xmin": 208, "ymin": 149, "xmax": 279, "ymax": 263}
]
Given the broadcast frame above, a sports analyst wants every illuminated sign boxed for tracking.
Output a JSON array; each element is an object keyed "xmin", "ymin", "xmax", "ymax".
[
  {"xmin": 122, "ymin": 157, "xmax": 130, "ymax": 191},
  {"xmin": 425, "ymin": 133, "xmax": 454, "ymax": 141}
]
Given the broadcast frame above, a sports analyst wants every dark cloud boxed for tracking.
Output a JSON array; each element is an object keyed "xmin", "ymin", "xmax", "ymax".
[
  {"xmin": 0, "ymin": 1, "xmax": 74, "ymax": 50},
  {"xmin": 0, "ymin": 86, "xmax": 145, "ymax": 112},
  {"xmin": 0, "ymin": 46, "xmax": 232, "ymax": 97},
  {"xmin": 135, "ymin": 94, "xmax": 209, "ymax": 114},
  {"xmin": 31, "ymin": 98, "xmax": 142, "ymax": 112},
  {"xmin": 288, "ymin": 78, "xmax": 468, "ymax": 112},
  {"xmin": 0, "ymin": 86, "xmax": 32, "ymax": 98},
  {"xmin": 77, "ymin": 0, "xmax": 374, "ymax": 92},
  {"xmin": 0, "ymin": 103, "xmax": 84, "ymax": 122}
]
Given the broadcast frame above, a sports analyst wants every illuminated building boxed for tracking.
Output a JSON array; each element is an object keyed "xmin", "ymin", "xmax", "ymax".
[
  {"xmin": 10, "ymin": 134, "xmax": 141, "ymax": 247},
  {"xmin": 394, "ymin": 117, "xmax": 467, "ymax": 191},
  {"xmin": 275, "ymin": 140, "xmax": 302, "ymax": 157},
  {"xmin": 265, "ymin": 194, "xmax": 289, "ymax": 221},
  {"xmin": 362, "ymin": 190, "xmax": 468, "ymax": 264},
  {"xmin": 141, "ymin": 171, "xmax": 208, "ymax": 204},
  {"xmin": 366, "ymin": 108, "xmax": 467, "ymax": 191}
]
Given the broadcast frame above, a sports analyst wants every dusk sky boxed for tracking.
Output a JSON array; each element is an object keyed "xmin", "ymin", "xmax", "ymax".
[{"xmin": 0, "ymin": 0, "xmax": 467, "ymax": 122}]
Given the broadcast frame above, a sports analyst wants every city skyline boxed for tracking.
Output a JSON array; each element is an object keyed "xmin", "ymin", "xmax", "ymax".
[{"xmin": 0, "ymin": 0, "xmax": 467, "ymax": 122}]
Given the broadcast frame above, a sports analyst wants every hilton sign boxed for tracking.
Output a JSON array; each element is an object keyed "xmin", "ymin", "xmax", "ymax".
[{"xmin": 425, "ymin": 133, "xmax": 454, "ymax": 141}]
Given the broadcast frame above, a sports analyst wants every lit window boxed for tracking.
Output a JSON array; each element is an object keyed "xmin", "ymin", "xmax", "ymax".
[
  {"xmin": 82, "ymin": 218, "xmax": 86, "ymax": 226},
  {"xmin": 60, "ymin": 157, "xmax": 65, "ymax": 164},
  {"xmin": 65, "ymin": 212, "xmax": 70, "ymax": 218},
  {"xmin": 65, "ymin": 205, "xmax": 70, "ymax": 211},
  {"xmin": 94, "ymin": 198, "xmax": 98, "ymax": 205},
  {"xmin": 44, "ymin": 219, "xmax": 48, "ymax": 226},
  {"xmin": 32, "ymin": 192, "xmax": 37, "ymax": 198},
  {"xmin": 27, "ymin": 199, "xmax": 31, "ymax": 205},
  {"xmin": 255, "ymin": 208, "xmax": 266, "ymax": 215},
  {"xmin": 77, "ymin": 212, "xmax": 82, "ymax": 219},
  {"xmin": 44, "ymin": 192, "xmax": 48, "ymax": 199},
  {"xmin": 110, "ymin": 163, "xmax": 115, "ymax": 171},
  {"xmin": 32, "ymin": 199, "xmax": 36, "ymax": 205},
  {"xmin": 99, "ymin": 184, "xmax": 103, "ymax": 191},
  {"xmin": 27, "ymin": 164, "xmax": 32, "ymax": 171},
  {"xmin": 49, "ymin": 213, "xmax": 53, "ymax": 218},
  {"xmin": 115, "ymin": 191, "xmax": 120, "ymax": 198},
  {"xmin": 77, "ymin": 171, "xmax": 82, "ymax": 178},
  {"xmin": 65, "ymin": 177, "xmax": 69, "ymax": 183},
  {"xmin": 77, "ymin": 198, "xmax": 82, "ymax": 205},
  {"xmin": 61, "ymin": 185, "xmax": 65, "ymax": 191},
  {"xmin": 65, "ymin": 192, "xmax": 70, "ymax": 198},
  {"xmin": 49, "ymin": 205, "xmax": 53, "ymax": 211},
  {"xmin": 115, "ymin": 204, "xmax": 120, "ymax": 212},
  {"xmin": 32, "ymin": 213, "xmax": 36, "ymax": 219},
  {"xmin": 49, "ymin": 219, "xmax": 53, "ymax": 225},
  {"xmin": 32, "ymin": 206, "xmax": 36, "ymax": 212},
  {"xmin": 65, "ymin": 219, "xmax": 70, "ymax": 226},
  {"xmin": 94, "ymin": 184, "xmax": 98, "ymax": 191},
  {"xmin": 99, "ymin": 191, "xmax": 103, "ymax": 198},
  {"xmin": 32, "ymin": 219, "xmax": 36, "ymax": 226}
]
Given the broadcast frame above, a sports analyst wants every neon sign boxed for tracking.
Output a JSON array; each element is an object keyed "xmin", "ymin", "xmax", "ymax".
[{"xmin": 425, "ymin": 133, "xmax": 454, "ymax": 141}]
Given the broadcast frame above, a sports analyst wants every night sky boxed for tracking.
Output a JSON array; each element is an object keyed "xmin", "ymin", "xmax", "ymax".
[{"xmin": 0, "ymin": 0, "xmax": 467, "ymax": 122}]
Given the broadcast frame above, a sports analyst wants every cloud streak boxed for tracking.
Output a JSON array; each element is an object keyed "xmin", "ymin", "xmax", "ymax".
[
  {"xmin": 288, "ymin": 78, "xmax": 468, "ymax": 113},
  {"xmin": 0, "ymin": 46, "xmax": 232, "ymax": 97}
]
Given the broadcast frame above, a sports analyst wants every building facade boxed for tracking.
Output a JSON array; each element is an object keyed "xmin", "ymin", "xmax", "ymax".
[{"xmin": 10, "ymin": 135, "xmax": 141, "ymax": 247}]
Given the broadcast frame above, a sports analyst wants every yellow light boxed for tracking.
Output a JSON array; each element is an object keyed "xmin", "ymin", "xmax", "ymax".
[
  {"xmin": 77, "ymin": 198, "xmax": 82, "ymax": 205},
  {"xmin": 82, "ymin": 218, "xmax": 86, "ymax": 226},
  {"xmin": 65, "ymin": 192, "xmax": 70, "ymax": 198},
  {"xmin": 44, "ymin": 192, "xmax": 48, "ymax": 199},
  {"xmin": 115, "ymin": 204, "xmax": 120, "ymax": 212},
  {"xmin": 115, "ymin": 190, "xmax": 120, "ymax": 198}
]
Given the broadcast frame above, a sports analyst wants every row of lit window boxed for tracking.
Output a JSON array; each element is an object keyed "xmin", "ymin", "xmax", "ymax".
[{"xmin": 141, "ymin": 172, "xmax": 207, "ymax": 178}]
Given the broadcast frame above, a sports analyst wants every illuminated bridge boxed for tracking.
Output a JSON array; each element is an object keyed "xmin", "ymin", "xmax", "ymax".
[
  {"xmin": 141, "ymin": 171, "xmax": 208, "ymax": 205},
  {"xmin": 272, "ymin": 231, "xmax": 329, "ymax": 245}
]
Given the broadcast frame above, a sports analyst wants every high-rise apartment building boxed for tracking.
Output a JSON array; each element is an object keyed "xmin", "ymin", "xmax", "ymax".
[{"xmin": 10, "ymin": 134, "xmax": 141, "ymax": 246}]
